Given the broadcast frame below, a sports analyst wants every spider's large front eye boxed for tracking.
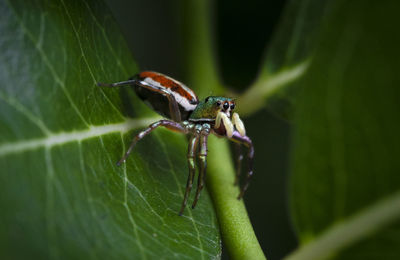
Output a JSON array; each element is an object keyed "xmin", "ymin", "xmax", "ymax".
[
  {"xmin": 216, "ymin": 101, "xmax": 221, "ymax": 107},
  {"xmin": 230, "ymin": 103, "xmax": 235, "ymax": 110},
  {"xmin": 223, "ymin": 102, "xmax": 229, "ymax": 110}
]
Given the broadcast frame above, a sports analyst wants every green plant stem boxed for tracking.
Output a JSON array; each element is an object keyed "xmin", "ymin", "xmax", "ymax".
[
  {"xmin": 207, "ymin": 136, "xmax": 266, "ymax": 260},
  {"xmin": 181, "ymin": 0, "xmax": 223, "ymax": 97},
  {"xmin": 182, "ymin": 1, "xmax": 266, "ymax": 258}
]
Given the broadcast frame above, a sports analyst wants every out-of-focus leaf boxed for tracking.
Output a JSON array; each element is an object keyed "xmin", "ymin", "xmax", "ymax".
[
  {"xmin": 0, "ymin": 0, "xmax": 220, "ymax": 259},
  {"xmin": 239, "ymin": 0, "xmax": 331, "ymax": 117},
  {"xmin": 290, "ymin": 0, "xmax": 400, "ymax": 258}
]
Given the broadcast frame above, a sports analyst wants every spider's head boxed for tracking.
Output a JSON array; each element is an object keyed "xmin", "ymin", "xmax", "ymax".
[
  {"xmin": 208, "ymin": 96, "xmax": 246, "ymax": 138},
  {"xmin": 189, "ymin": 96, "xmax": 245, "ymax": 138},
  {"xmin": 204, "ymin": 96, "xmax": 235, "ymax": 118},
  {"xmin": 189, "ymin": 96, "xmax": 235, "ymax": 122}
]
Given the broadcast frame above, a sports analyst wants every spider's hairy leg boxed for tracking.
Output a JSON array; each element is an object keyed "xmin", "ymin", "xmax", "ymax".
[
  {"xmin": 192, "ymin": 133, "xmax": 209, "ymax": 209},
  {"xmin": 97, "ymin": 79, "xmax": 182, "ymax": 122},
  {"xmin": 179, "ymin": 135, "xmax": 199, "ymax": 216},
  {"xmin": 97, "ymin": 79, "xmax": 136, "ymax": 88},
  {"xmin": 136, "ymin": 82, "xmax": 182, "ymax": 122},
  {"xmin": 117, "ymin": 120, "xmax": 185, "ymax": 166},
  {"xmin": 230, "ymin": 132, "xmax": 254, "ymax": 199},
  {"xmin": 234, "ymin": 143, "xmax": 244, "ymax": 185}
]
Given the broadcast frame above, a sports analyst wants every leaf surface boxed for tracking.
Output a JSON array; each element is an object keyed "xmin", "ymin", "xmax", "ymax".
[
  {"xmin": 289, "ymin": 0, "xmax": 400, "ymax": 258},
  {"xmin": 0, "ymin": 1, "xmax": 220, "ymax": 259}
]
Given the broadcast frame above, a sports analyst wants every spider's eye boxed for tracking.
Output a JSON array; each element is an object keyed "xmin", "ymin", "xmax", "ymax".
[
  {"xmin": 223, "ymin": 102, "xmax": 229, "ymax": 110},
  {"xmin": 205, "ymin": 97, "xmax": 210, "ymax": 103},
  {"xmin": 230, "ymin": 103, "xmax": 235, "ymax": 110},
  {"xmin": 216, "ymin": 101, "xmax": 221, "ymax": 106}
]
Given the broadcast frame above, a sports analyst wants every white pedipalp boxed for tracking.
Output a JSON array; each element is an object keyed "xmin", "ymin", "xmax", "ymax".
[
  {"xmin": 215, "ymin": 111, "xmax": 234, "ymax": 138},
  {"xmin": 232, "ymin": 112, "xmax": 246, "ymax": 137},
  {"xmin": 215, "ymin": 111, "xmax": 222, "ymax": 128}
]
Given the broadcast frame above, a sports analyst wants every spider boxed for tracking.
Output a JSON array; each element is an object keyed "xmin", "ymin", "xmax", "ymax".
[{"xmin": 98, "ymin": 71, "xmax": 254, "ymax": 215}]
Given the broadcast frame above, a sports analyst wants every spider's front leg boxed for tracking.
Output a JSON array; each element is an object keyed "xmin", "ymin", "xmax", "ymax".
[
  {"xmin": 215, "ymin": 111, "xmax": 251, "ymax": 194},
  {"xmin": 234, "ymin": 143, "xmax": 244, "ymax": 185},
  {"xmin": 179, "ymin": 135, "xmax": 199, "ymax": 216},
  {"xmin": 192, "ymin": 125, "xmax": 210, "ymax": 209},
  {"xmin": 230, "ymin": 131, "xmax": 254, "ymax": 199}
]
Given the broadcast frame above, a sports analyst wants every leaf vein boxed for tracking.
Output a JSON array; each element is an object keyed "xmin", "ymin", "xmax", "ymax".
[
  {"xmin": 60, "ymin": 0, "xmax": 124, "ymax": 121},
  {"xmin": 0, "ymin": 117, "xmax": 158, "ymax": 157}
]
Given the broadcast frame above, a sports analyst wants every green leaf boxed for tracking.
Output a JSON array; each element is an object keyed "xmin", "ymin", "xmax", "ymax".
[
  {"xmin": 239, "ymin": 0, "xmax": 331, "ymax": 117},
  {"xmin": 287, "ymin": 0, "xmax": 400, "ymax": 259},
  {"xmin": 0, "ymin": 1, "xmax": 220, "ymax": 259}
]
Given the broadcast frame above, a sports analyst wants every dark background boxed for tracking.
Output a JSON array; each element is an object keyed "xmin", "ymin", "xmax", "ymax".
[{"xmin": 104, "ymin": 1, "xmax": 296, "ymax": 259}]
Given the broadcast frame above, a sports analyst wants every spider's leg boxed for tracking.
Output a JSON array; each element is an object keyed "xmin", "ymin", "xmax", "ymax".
[
  {"xmin": 234, "ymin": 143, "xmax": 244, "ymax": 185},
  {"xmin": 98, "ymin": 79, "xmax": 182, "ymax": 122},
  {"xmin": 192, "ymin": 134, "xmax": 209, "ymax": 209},
  {"xmin": 117, "ymin": 120, "xmax": 185, "ymax": 166},
  {"xmin": 97, "ymin": 79, "xmax": 136, "ymax": 88},
  {"xmin": 230, "ymin": 131, "xmax": 254, "ymax": 199},
  {"xmin": 179, "ymin": 135, "xmax": 199, "ymax": 216},
  {"xmin": 135, "ymin": 81, "xmax": 182, "ymax": 122},
  {"xmin": 166, "ymin": 92, "xmax": 182, "ymax": 123}
]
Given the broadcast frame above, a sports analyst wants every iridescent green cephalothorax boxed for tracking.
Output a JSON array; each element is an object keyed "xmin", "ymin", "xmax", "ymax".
[{"xmin": 189, "ymin": 96, "xmax": 235, "ymax": 120}]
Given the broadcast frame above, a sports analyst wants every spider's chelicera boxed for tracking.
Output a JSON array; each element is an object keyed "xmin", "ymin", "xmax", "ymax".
[{"xmin": 98, "ymin": 71, "xmax": 254, "ymax": 215}]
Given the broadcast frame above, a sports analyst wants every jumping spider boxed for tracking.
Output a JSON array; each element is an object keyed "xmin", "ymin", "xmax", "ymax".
[{"xmin": 98, "ymin": 71, "xmax": 254, "ymax": 215}]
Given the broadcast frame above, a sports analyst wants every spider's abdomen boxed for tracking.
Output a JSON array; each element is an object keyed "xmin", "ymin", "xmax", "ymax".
[{"xmin": 133, "ymin": 71, "xmax": 199, "ymax": 120}]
